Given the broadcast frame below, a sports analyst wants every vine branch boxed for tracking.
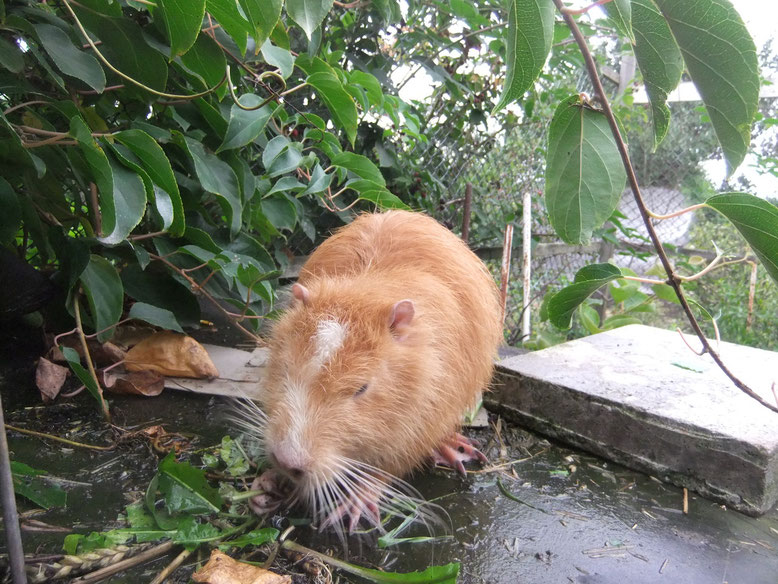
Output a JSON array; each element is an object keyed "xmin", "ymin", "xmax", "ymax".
[
  {"xmin": 62, "ymin": 0, "xmax": 226, "ymax": 100},
  {"xmin": 554, "ymin": 0, "xmax": 778, "ymax": 415}
]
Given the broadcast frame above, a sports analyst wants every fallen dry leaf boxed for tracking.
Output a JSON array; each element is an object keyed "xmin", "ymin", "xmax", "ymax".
[
  {"xmin": 35, "ymin": 357, "xmax": 69, "ymax": 402},
  {"xmin": 192, "ymin": 549, "xmax": 291, "ymax": 584},
  {"xmin": 124, "ymin": 332, "xmax": 218, "ymax": 379},
  {"xmin": 101, "ymin": 369, "xmax": 165, "ymax": 396},
  {"xmin": 93, "ymin": 341, "xmax": 127, "ymax": 365}
]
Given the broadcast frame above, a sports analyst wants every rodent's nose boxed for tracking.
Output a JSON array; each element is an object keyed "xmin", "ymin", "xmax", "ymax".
[{"xmin": 270, "ymin": 443, "xmax": 310, "ymax": 481}]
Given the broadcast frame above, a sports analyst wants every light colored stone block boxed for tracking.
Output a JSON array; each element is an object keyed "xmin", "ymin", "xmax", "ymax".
[{"xmin": 488, "ymin": 324, "xmax": 778, "ymax": 515}]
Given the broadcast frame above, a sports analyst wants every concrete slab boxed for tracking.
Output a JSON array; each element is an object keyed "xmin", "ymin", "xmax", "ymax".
[{"xmin": 487, "ymin": 324, "xmax": 778, "ymax": 516}]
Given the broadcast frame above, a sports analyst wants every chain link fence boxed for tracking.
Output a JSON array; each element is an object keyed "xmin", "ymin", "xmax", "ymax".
[{"xmin": 412, "ymin": 97, "xmax": 778, "ymax": 350}]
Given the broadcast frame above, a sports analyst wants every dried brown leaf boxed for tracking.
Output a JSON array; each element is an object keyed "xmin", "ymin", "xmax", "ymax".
[
  {"xmin": 93, "ymin": 341, "xmax": 127, "ymax": 365},
  {"xmin": 101, "ymin": 369, "xmax": 165, "ymax": 396},
  {"xmin": 35, "ymin": 357, "xmax": 69, "ymax": 402},
  {"xmin": 192, "ymin": 549, "xmax": 291, "ymax": 584},
  {"xmin": 124, "ymin": 332, "xmax": 218, "ymax": 379}
]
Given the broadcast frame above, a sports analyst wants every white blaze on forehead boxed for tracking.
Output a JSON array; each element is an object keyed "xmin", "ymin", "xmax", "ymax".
[
  {"xmin": 282, "ymin": 376, "xmax": 310, "ymax": 460},
  {"xmin": 312, "ymin": 319, "xmax": 348, "ymax": 365}
]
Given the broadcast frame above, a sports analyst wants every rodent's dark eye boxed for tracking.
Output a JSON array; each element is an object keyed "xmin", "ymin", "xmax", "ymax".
[{"xmin": 354, "ymin": 383, "xmax": 368, "ymax": 397}]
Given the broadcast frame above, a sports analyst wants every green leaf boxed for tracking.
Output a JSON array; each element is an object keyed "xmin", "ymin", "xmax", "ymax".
[
  {"xmin": 180, "ymin": 32, "xmax": 227, "ymax": 97},
  {"xmin": 260, "ymin": 40, "xmax": 295, "ymax": 79},
  {"xmin": 544, "ymin": 95, "xmax": 627, "ymax": 244},
  {"xmin": 608, "ymin": 277, "xmax": 640, "ymax": 304},
  {"xmin": 217, "ymin": 435, "xmax": 250, "ymax": 476},
  {"xmin": 548, "ymin": 263, "xmax": 623, "ymax": 329},
  {"xmin": 34, "ymin": 24, "xmax": 106, "ymax": 93},
  {"xmin": 653, "ymin": 0, "xmax": 759, "ymax": 174},
  {"xmin": 371, "ymin": 0, "xmax": 401, "ymax": 23},
  {"xmin": 306, "ymin": 71, "xmax": 358, "ymax": 145},
  {"xmin": 11, "ymin": 462, "xmax": 67, "ymax": 509},
  {"xmin": 706, "ymin": 193, "xmax": 778, "ymax": 284},
  {"xmin": 122, "ymin": 264, "xmax": 201, "ymax": 327},
  {"xmin": 114, "ymin": 129, "xmax": 184, "ymax": 236},
  {"xmin": 158, "ymin": 0, "xmax": 206, "ymax": 57},
  {"xmin": 0, "ymin": 177, "xmax": 21, "ymax": 244},
  {"xmin": 205, "ymin": 0, "xmax": 249, "ymax": 55},
  {"xmin": 221, "ymin": 528, "xmax": 279, "ymax": 550},
  {"xmin": 128, "ymin": 302, "xmax": 185, "ymax": 333},
  {"xmin": 70, "ymin": 116, "xmax": 115, "ymax": 231},
  {"xmin": 262, "ymin": 194, "xmax": 297, "ymax": 231},
  {"xmin": 262, "ymin": 135, "xmax": 302, "ymax": 177},
  {"xmin": 171, "ymin": 515, "xmax": 222, "ymax": 545},
  {"xmin": 79, "ymin": 254, "xmax": 124, "ymax": 341},
  {"xmin": 602, "ymin": 314, "xmax": 642, "ymax": 330},
  {"xmin": 349, "ymin": 70, "xmax": 383, "ymax": 107},
  {"xmin": 357, "ymin": 189, "xmax": 410, "ymax": 210},
  {"xmin": 630, "ymin": 0, "xmax": 683, "ymax": 149},
  {"xmin": 217, "ymin": 94, "xmax": 272, "ymax": 151},
  {"xmin": 62, "ymin": 345, "xmax": 103, "ymax": 404},
  {"xmin": 331, "ymin": 151, "xmax": 385, "ymax": 186},
  {"xmin": 652, "ymin": 282, "xmax": 679, "ymax": 304},
  {"xmin": 158, "ymin": 452, "xmax": 223, "ymax": 513},
  {"xmin": 73, "ymin": 9, "xmax": 168, "ymax": 92},
  {"xmin": 286, "ymin": 0, "xmax": 334, "ymax": 39},
  {"xmin": 492, "ymin": 0, "xmax": 554, "ymax": 113},
  {"xmin": 98, "ymin": 154, "xmax": 148, "ymax": 246},
  {"xmin": 603, "ymin": 0, "xmax": 633, "ymax": 41},
  {"xmin": 302, "ymin": 164, "xmax": 332, "ymax": 195},
  {"xmin": 238, "ymin": 0, "xmax": 282, "ymax": 48},
  {"xmin": 577, "ymin": 303, "xmax": 601, "ymax": 334},
  {"xmin": 329, "ymin": 557, "xmax": 460, "ymax": 584},
  {"xmin": 180, "ymin": 135, "xmax": 243, "ymax": 236},
  {"xmin": 0, "ymin": 36, "xmax": 24, "ymax": 73}
]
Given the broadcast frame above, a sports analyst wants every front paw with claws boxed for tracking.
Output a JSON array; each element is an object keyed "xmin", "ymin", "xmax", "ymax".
[
  {"xmin": 432, "ymin": 432, "xmax": 488, "ymax": 476},
  {"xmin": 247, "ymin": 469, "xmax": 289, "ymax": 516}
]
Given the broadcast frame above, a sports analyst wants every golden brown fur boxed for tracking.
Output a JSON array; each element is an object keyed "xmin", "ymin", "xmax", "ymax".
[{"xmin": 259, "ymin": 210, "xmax": 502, "ymax": 515}]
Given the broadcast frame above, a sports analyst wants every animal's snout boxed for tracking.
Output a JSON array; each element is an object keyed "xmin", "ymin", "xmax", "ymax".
[{"xmin": 270, "ymin": 441, "xmax": 311, "ymax": 481}]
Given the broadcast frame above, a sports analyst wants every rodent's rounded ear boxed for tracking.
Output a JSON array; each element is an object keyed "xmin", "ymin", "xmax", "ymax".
[
  {"xmin": 291, "ymin": 283, "xmax": 310, "ymax": 306},
  {"xmin": 388, "ymin": 299, "xmax": 414, "ymax": 340}
]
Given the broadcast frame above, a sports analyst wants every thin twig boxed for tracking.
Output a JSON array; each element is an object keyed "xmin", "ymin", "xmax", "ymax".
[
  {"xmin": 4, "ymin": 424, "xmax": 115, "ymax": 451},
  {"xmin": 647, "ymin": 203, "xmax": 706, "ymax": 221},
  {"xmin": 149, "ymin": 548, "xmax": 193, "ymax": 584},
  {"xmin": 622, "ymin": 275, "xmax": 664, "ymax": 285},
  {"xmin": 554, "ymin": 0, "xmax": 778, "ymax": 415},
  {"xmin": 3, "ymin": 99, "xmax": 52, "ymax": 116},
  {"xmin": 74, "ymin": 295, "xmax": 110, "ymax": 421},
  {"xmin": 676, "ymin": 328, "xmax": 704, "ymax": 356},
  {"xmin": 76, "ymin": 84, "xmax": 125, "ymax": 95},
  {"xmin": 127, "ymin": 230, "xmax": 166, "ymax": 241}
]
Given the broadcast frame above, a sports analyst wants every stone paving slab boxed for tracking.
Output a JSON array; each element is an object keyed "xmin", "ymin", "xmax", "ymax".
[{"xmin": 487, "ymin": 324, "xmax": 778, "ymax": 516}]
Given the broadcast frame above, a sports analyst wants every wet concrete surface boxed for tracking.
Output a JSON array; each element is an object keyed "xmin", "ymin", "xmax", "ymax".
[{"xmin": 1, "ymin": 331, "xmax": 778, "ymax": 583}]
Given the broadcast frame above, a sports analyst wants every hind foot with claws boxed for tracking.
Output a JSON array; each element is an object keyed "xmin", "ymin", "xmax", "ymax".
[{"xmin": 432, "ymin": 432, "xmax": 488, "ymax": 476}]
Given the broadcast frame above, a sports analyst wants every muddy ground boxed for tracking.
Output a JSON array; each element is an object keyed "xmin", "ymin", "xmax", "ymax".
[{"xmin": 1, "ymin": 327, "xmax": 777, "ymax": 584}]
